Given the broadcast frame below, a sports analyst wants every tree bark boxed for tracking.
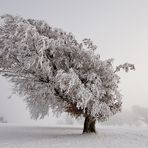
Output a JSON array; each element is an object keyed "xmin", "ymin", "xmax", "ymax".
[{"xmin": 83, "ymin": 116, "xmax": 96, "ymax": 134}]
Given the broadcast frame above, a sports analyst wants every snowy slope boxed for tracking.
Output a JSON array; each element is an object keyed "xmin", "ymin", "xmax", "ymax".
[{"xmin": 0, "ymin": 124, "xmax": 148, "ymax": 148}]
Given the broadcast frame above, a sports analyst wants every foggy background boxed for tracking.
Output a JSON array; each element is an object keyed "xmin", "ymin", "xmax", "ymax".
[{"xmin": 0, "ymin": 0, "xmax": 148, "ymax": 126}]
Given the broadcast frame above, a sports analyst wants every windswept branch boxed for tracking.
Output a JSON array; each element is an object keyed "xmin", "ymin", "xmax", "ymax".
[{"xmin": 114, "ymin": 63, "xmax": 135, "ymax": 73}]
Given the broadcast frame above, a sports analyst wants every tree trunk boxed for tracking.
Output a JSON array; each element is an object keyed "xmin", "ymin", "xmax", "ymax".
[{"xmin": 83, "ymin": 116, "xmax": 96, "ymax": 134}]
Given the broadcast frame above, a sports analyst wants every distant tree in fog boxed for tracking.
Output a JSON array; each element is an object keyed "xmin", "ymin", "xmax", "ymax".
[
  {"xmin": 132, "ymin": 106, "xmax": 148, "ymax": 126},
  {"xmin": 0, "ymin": 116, "xmax": 7, "ymax": 123},
  {"xmin": 101, "ymin": 106, "xmax": 148, "ymax": 127}
]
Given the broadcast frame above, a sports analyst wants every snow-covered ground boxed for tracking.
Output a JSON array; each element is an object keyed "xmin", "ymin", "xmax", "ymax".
[{"xmin": 0, "ymin": 124, "xmax": 148, "ymax": 148}]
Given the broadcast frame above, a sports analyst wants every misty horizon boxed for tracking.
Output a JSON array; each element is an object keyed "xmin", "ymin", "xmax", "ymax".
[{"xmin": 0, "ymin": 0, "xmax": 148, "ymax": 124}]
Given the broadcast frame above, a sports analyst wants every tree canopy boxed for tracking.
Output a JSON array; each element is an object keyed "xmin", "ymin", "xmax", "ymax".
[{"xmin": 0, "ymin": 14, "xmax": 135, "ymax": 123}]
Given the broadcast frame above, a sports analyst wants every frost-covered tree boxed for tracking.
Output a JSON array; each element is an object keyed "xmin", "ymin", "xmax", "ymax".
[{"xmin": 0, "ymin": 14, "xmax": 135, "ymax": 133}]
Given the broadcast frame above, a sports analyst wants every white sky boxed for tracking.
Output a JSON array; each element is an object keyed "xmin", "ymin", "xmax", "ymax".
[{"xmin": 0, "ymin": 0, "xmax": 148, "ymax": 123}]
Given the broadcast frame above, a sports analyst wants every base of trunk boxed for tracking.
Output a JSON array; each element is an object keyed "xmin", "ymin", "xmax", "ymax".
[{"xmin": 83, "ymin": 116, "xmax": 96, "ymax": 134}]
